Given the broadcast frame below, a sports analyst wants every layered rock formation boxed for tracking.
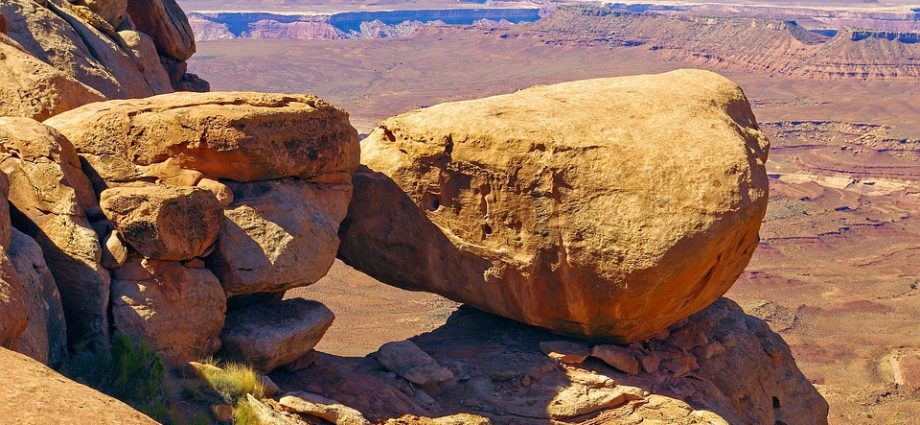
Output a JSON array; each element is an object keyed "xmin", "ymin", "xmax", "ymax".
[
  {"xmin": 38, "ymin": 91, "xmax": 358, "ymax": 365},
  {"xmin": 339, "ymin": 69, "xmax": 770, "ymax": 342}
]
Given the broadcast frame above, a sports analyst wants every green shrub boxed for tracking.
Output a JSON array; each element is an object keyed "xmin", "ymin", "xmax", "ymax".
[
  {"xmin": 61, "ymin": 333, "xmax": 169, "ymax": 422},
  {"xmin": 232, "ymin": 397, "xmax": 261, "ymax": 425}
]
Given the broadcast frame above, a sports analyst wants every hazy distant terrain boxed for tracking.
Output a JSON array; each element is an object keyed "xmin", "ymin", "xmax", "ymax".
[{"xmin": 187, "ymin": 2, "xmax": 920, "ymax": 424}]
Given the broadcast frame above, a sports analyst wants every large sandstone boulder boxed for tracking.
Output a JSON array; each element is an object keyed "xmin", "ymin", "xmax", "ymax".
[
  {"xmin": 209, "ymin": 179, "xmax": 351, "ymax": 296},
  {"xmin": 339, "ymin": 70, "xmax": 770, "ymax": 342},
  {"xmin": 218, "ymin": 299, "xmax": 334, "ymax": 373},
  {"xmin": 0, "ymin": 117, "xmax": 110, "ymax": 349},
  {"xmin": 73, "ymin": 0, "xmax": 128, "ymax": 28},
  {"xmin": 0, "ymin": 347, "xmax": 159, "ymax": 425},
  {"xmin": 44, "ymin": 92, "xmax": 360, "ymax": 187},
  {"xmin": 9, "ymin": 229, "xmax": 68, "ymax": 367},
  {"xmin": 99, "ymin": 185, "xmax": 222, "ymax": 261},
  {"xmin": 0, "ymin": 34, "xmax": 106, "ymax": 121},
  {"xmin": 111, "ymin": 258, "xmax": 226, "ymax": 363}
]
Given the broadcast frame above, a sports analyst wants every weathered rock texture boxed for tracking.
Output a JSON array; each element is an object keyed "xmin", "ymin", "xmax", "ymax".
[
  {"xmin": 0, "ymin": 117, "xmax": 110, "ymax": 349},
  {"xmin": 0, "ymin": 347, "xmax": 159, "ymax": 425},
  {"xmin": 99, "ymin": 185, "xmax": 222, "ymax": 261},
  {"xmin": 44, "ymin": 92, "xmax": 360, "ymax": 187},
  {"xmin": 0, "ymin": 34, "xmax": 105, "ymax": 121},
  {"xmin": 111, "ymin": 258, "xmax": 226, "ymax": 363},
  {"xmin": 276, "ymin": 299, "xmax": 828, "ymax": 425},
  {"xmin": 339, "ymin": 69, "xmax": 770, "ymax": 342},
  {"xmin": 220, "ymin": 299, "xmax": 334, "ymax": 373},
  {"xmin": 210, "ymin": 179, "xmax": 351, "ymax": 296},
  {"xmin": 0, "ymin": 178, "xmax": 27, "ymax": 350},
  {"xmin": 9, "ymin": 229, "xmax": 67, "ymax": 367}
]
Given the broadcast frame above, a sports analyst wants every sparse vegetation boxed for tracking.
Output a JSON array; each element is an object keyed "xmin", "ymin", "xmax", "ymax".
[
  {"xmin": 61, "ymin": 333, "xmax": 169, "ymax": 422},
  {"xmin": 231, "ymin": 396, "xmax": 261, "ymax": 425},
  {"xmin": 191, "ymin": 357, "xmax": 265, "ymax": 404}
]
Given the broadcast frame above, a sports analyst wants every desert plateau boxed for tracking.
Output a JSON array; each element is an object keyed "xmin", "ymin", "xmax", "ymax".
[{"xmin": 0, "ymin": 0, "xmax": 917, "ymax": 424}]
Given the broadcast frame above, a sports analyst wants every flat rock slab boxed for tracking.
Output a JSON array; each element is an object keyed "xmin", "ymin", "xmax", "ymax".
[
  {"xmin": 280, "ymin": 391, "xmax": 370, "ymax": 425},
  {"xmin": 539, "ymin": 340, "xmax": 590, "ymax": 365},
  {"xmin": 219, "ymin": 299, "xmax": 334, "ymax": 373},
  {"xmin": 376, "ymin": 340, "xmax": 454, "ymax": 386},
  {"xmin": 591, "ymin": 345, "xmax": 640, "ymax": 375}
]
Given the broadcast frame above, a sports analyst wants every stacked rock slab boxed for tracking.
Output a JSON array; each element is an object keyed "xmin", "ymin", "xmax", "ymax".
[
  {"xmin": 45, "ymin": 91, "xmax": 359, "ymax": 366},
  {"xmin": 0, "ymin": 117, "xmax": 110, "ymax": 350},
  {"xmin": 338, "ymin": 69, "xmax": 770, "ymax": 342}
]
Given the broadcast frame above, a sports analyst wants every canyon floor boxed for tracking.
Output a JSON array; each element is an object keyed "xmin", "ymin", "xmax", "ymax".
[{"xmin": 190, "ymin": 24, "xmax": 920, "ymax": 425}]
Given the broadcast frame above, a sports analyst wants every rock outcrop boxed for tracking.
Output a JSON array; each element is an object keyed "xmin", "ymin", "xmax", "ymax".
[
  {"xmin": 0, "ymin": 173, "xmax": 27, "ymax": 349},
  {"xmin": 339, "ymin": 69, "xmax": 770, "ymax": 342},
  {"xmin": 0, "ymin": 117, "xmax": 110, "ymax": 349},
  {"xmin": 0, "ymin": 34, "xmax": 106, "ymax": 121},
  {"xmin": 0, "ymin": 347, "xmax": 159, "ymax": 425},
  {"xmin": 277, "ymin": 299, "xmax": 828, "ymax": 424},
  {"xmin": 219, "ymin": 299, "xmax": 334, "ymax": 373},
  {"xmin": 9, "ymin": 229, "xmax": 67, "ymax": 367},
  {"xmin": 110, "ymin": 257, "xmax": 226, "ymax": 363},
  {"xmin": 44, "ymin": 92, "xmax": 360, "ymax": 186}
]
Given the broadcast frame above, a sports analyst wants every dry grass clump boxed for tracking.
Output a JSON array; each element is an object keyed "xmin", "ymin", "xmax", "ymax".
[{"xmin": 192, "ymin": 357, "xmax": 265, "ymax": 404}]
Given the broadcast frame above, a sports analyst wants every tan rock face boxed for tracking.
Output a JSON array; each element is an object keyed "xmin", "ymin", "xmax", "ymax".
[
  {"xmin": 126, "ymin": 0, "xmax": 196, "ymax": 62},
  {"xmin": 111, "ymin": 258, "xmax": 226, "ymax": 363},
  {"xmin": 0, "ymin": 118, "xmax": 110, "ymax": 348},
  {"xmin": 218, "ymin": 299, "xmax": 334, "ymax": 373},
  {"xmin": 209, "ymin": 179, "xmax": 351, "ymax": 296},
  {"xmin": 0, "ymin": 249, "xmax": 27, "ymax": 350},
  {"xmin": 0, "ymin": 35, "xmax": 106, "ymax": 121},
  {"xmin": 0, "ymin": 347, "xmax": 159, "ymax": 424},
  {"xmin": 279, "ymin": 391, "xmax": 371, "ymax": 425},
  {"xmin": 119, "ymin": 29, "xmax": 174, "ymax": 94},
  {"xmin": 100, "ymin": 185, "xmax": 222, "ymax": 261},
  {"xmin": 339, "ymin": 70, "xmax": 770, "ymax": 342},
  {"xmin": 75, "ymin": 0, "xmax": 128, "ymax": 28},
  {"xmin": 44, "ymin": 92, "xmax": 360, "ymax": 186},
  {"xmin": 9, "ymin": 229, "xmax": 68, "ymax": 367}
]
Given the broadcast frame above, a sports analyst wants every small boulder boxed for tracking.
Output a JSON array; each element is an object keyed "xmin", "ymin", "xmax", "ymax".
[
  {"xmin": 99, "ymin": 185, "xmax": 222, "ymax": 261},
  {"xmin": 209, "ymin": 179, "xmax": 350, "ymax": 296},
  {"xmin": 591, "ymin": 345, "xmax": 640, "ymax": 375},
  {"xmin": 376, "ymin": 341, "xmax": 454, "ymax": 386},
  {"xmin": 279, "ymin": 391, "xmax": 370, "ymax": 425},
  {"xmin": 111, "ymin": 258, "xmax": 226, "ymax": 363},
  {"xmin": 539, "ymin": 340, "xmax": 590, "ymax": 365},
  {"xmin": 218, "ymin": 299, "xmax": 334, "ymax": 373}
]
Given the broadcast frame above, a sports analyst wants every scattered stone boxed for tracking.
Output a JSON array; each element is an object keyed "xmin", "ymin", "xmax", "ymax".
[
  {"xmin": 259, "ymin": 375, "xmax": 281, "ymax": 397},
  {"xmin": 111, "ymin": 258, "xmax": 226, "ymax": 363},
  {"xmin": 210, "ymin": 403, "xmax": 233, "ymax": 422},
  {"xmin": 219, "ymin": 299, "xmax": 334, "ymax": 373},
  {"xmin": 99, "ymin": 185, "xmax": 222, "ymax": 261},
  {"xmin": 279, "ymin": 391, "xmax": 371, "ymax": 425},
  {"xmin": 539, "ymin": 340, "xmax": 590, "ymax": 364},
  {"xmin": 101, "ymin": 231, "xmax": 130, "ymax": 269},
  {"xmin": 376, "ymin": 341, "xmax": 454, "ymax": 386},
  {"xmin": 197, "ymin": 177, "xmax": 234, "ymax": 207},
  {"xmin": 591, "ymin": 344, "xmax": 640, "ymax": 375},
  {"xmin": 244, "ymin": 394, "xmax": 307, "ymax": 425},
  {"xmin": 339, "ymin": 70, "xmax": 770, "ymax": 342}
]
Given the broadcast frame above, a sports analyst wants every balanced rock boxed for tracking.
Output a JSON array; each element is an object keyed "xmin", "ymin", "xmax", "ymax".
[
  {"xmin": 0, "ymin": 347, "xmax": 159, "ymax": 425},
  {"xmin": 99, "ymin": 185, "xmax": 222, "ymax": 261},
  {"xmin": 339, "ymin": 70, "xmax": 770, "ymax": 342},
  {"xmin": 0, "ymin": 35, "xmax": 105, "ymax": 121},
  {"xmin": 44, "ymin": 92, "xmax": 360, "ymax": 188},
  {"xmin": 111, "ymin": 258, "xmax": 226, "ymax": 363},
  {"xmin": 126, "ymin": 0, "xmax": 196, "ymax": 62},
  {"xmin": 219, "ymin": 299, "xmax": 334, "ymax": 373},
  {"xmin": 209, "ymin": 179, "xmax": 351, "ymax": 296},
  {"xmin": 0, "ymin": 117, "xmax": 110, "ymax": 348},
  {"xmin": 9, "ymin": 229, "xmax": 67, "ymax": 367}
]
